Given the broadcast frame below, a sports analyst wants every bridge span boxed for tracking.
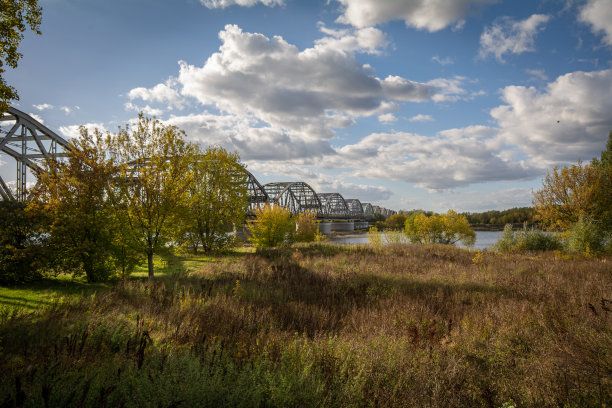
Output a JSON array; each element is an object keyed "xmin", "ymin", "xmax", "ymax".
[{"xmin": 0, "ymin": 109, "xmax": 396, "ymax": 220}]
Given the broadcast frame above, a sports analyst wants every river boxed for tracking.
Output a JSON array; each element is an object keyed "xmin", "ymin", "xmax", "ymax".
[{"xmin": 327, "ymin": 230, "xmax": 503, "ymax": 250}]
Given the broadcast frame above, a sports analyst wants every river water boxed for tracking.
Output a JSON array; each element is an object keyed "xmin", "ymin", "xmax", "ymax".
[{"xmin": 327, "ymin": 230, "xmax": 503, "ymax": 250}]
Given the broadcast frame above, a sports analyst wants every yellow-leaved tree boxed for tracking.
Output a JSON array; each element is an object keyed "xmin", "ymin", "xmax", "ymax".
[
  {"xmin": 404, "ymin": 210, "xmax": 475, "ymax": 246},
  {"xmin": 247, "ymin": 204, "xmax": 295, "ymax": 248},
  {"xmin": 108, "ymin": 114, "xmax": 197, "ymax": 278}
]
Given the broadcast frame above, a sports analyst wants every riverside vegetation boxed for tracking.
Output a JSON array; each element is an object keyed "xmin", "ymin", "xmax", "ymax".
[{"xmin": 1, "ymin": 243, "xmax": 611, "ymax": 407}]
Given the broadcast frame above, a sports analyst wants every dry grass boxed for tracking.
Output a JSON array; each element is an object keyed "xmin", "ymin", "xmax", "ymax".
[{"xmin": 0, "ymin": 243, "xmax": 610, "ymax": 407}]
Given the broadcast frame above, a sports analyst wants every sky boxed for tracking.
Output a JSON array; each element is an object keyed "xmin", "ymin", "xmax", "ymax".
[{"xmin": 2, "ymin": 0, "xmax": 612, "ymax": 213}]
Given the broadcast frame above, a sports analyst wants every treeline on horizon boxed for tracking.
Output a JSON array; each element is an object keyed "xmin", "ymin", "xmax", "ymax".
[{"xmin": 393, "ymin": 207, "xmax": 536, "ymax": 226}]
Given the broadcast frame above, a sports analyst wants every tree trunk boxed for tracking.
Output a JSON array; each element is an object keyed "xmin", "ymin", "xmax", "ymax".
[{"xmin": 147, "ymin": 251, "xmax": 154, "ymax": 279}]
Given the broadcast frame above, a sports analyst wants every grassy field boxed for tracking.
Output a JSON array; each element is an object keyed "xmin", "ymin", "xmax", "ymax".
[{"xmin": 0, "ymin": 243, "xmax": 610, "ymax": 407}]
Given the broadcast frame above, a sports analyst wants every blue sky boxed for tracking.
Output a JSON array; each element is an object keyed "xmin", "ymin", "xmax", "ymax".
[{"xmin": 3, "ymin": 0, "xmax": 612, "ymax": 212}]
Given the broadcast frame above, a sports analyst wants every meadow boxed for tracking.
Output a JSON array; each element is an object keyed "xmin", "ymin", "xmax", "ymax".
[{"xmin": 0, "ymin": 243, "xmax": 610, "ymax": 407}]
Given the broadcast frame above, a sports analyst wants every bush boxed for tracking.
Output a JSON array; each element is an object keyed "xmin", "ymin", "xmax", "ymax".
[
  {"xmin": 404, "ymin": 209, "xmax": 475, "ymax": 246},
  {"xmin": 564, "ymin": 217, "xmax": 609, "ymax": 255},
  {"xmin": 0, "ymin": 201, "xmax": 49, "ymax": 284},
  {"xmin": 247, "ymin": 205, "xmax": 295, "ymax": 248},
  {"xmin": 294, "ymin": 212, "xmax": 317, "ymax": 243},
  {"xmin": 494, "ymin": 224, "xmax": 562, "ymax": 252}
]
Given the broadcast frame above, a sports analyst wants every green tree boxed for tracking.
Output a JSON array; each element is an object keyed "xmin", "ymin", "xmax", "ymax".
[
  {"xmin": 108, "ymin": 114, "xmax": 197, "ymax": 278},
  {"xmin": 29, "ymin": 127, "xmax": 117, "ymax": 282},
  {"xmin": 180, "ymin": 146, "xmax": 249, "ymax": 253},
  {"xmin": 0, "ymin": 201, "xmax": 48, "ymax": 283},
  {"xmin": 405, "ymin": 210, "xmax": 475, "ymax": 246},
  {"xmin": 294, "ymin": 211, "xmax": 317, "ymax": 242},
  {"xmin": 247, "ymin": 204, "xmax": 295, "ymax": 248},
  {"xmin": 1, "ymin": 0, "xmax": 42, "ymax": 113}
]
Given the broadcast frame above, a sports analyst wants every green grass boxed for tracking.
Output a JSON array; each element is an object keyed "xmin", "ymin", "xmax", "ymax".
[{"xmin": 0, "ymin": 243, "xmax": 610, "ymax": 407}]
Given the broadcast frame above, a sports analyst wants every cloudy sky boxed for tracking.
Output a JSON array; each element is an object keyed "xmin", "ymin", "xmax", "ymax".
[{"xmin": 3, "ymin": 0, "xmax": 612, "ymax": 212}]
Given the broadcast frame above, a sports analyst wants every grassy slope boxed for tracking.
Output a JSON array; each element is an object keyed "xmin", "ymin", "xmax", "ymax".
[{"xmin": 0, "ymin": 243, "xmax": 610, "ymax": 407}]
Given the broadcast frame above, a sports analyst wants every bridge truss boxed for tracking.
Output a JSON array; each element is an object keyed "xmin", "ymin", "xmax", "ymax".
[
  {"xmin": 318, "ymin": 193, "xmax": 350, "ymax": 219},
  {"xmin": 0, "ymin": 107, "xmax": 71, "ymax": 201}
]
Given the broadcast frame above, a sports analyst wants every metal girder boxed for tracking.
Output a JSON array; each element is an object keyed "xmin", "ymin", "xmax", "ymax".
[
  {"xmin": 361, "ymin": 202, "xmax": 374, "ymax": 220},
  {"xmin": 263, "ymin": 182, "xmax": 322, "ymax": 216},
  {"xmin": 345, "ymin": 199, "xmax": 364, "ymax": 219},
  {"xmin": 318, "ymin": 193, "xmax": 350, "ymax": 219},
  {"xmin": 0, "ymin": 107, "xmax": 71, "ymax": 201}
]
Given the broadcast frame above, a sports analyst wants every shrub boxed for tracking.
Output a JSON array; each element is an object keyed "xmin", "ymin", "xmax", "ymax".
[
  {"xmin": 404, "ymin": 209, "xmax": 475, "ymax": 246},
  {"xmin": 495, "ymin": 224, "xmax": 562, "ymax": 252},
  {"xmin": 294, "ymin": 212, "xmax": 317, "ymax": 243},
  {"xmin": 247, "ymin": 205, "xmax": 295, "ymax": 248},
  {"xmin": 564, "ymin": 217, "xmax": 609, "ymax": 255}
]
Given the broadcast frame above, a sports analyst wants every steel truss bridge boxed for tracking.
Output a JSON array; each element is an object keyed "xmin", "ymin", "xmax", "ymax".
[{"xmin": 0, "ymin": 109, "xmax": 396, "ymax": 220}]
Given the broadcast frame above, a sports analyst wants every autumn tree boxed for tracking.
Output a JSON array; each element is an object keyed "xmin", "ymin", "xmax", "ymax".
[
  {"xmin": 247, "ymin": 204, "xmax": 295, "ymax": 248},
  {"xmin": 533, "ymin": 132, "xmax": 612, "ymax": 231},
  {"xmin": 179, "ymin": 146, "xmax": 249, "ymax": 253},
  {"xmin": 404, "ymin": 210, "xmax": 475, "ymax": 246},
  {"xmin": 29, "ymin": 127, "xmax": 117, "ymax": 282},
  {"xmin": 108, "ymin": 114, "xmax": 197, "ymax": 278},
  {"xmin": 1, "ymin": 0, "xmax": 42, "ymax": 113}
]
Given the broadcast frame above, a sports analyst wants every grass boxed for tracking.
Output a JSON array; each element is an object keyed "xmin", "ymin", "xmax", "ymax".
[{"xmin": 0, "ymin": 243, "xmax": 610, "ymax": 407}]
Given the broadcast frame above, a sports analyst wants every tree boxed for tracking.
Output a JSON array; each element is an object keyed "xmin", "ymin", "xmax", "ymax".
[
  {"xmin": 1, "ymin": 0, "xmax": 42, "ymax": 113},
  {"xmin": 29, "ymin": 127, "xmax": 117, "ymax": 282},
  {"xmin": 0, "ymin": 201, "xmax": 48, "ymax": 283},
  {"xmin": 179, "ymin": 146, "xmax": 249, "ymax": 253},
  {"xmin": 533, "ymin": 133, "xmax": 612, "ymax": 231},
  {"xmin": 108, "ymin": 114, "xmax": 197, "ymax": 278},
  {"xmin": 247, "ymin": 204, "xmax": 295, "ymax": 248},
  {"xmin": 385, "ymin": 213, "xmax": 407, "ymax": 230},
  {"xmin": 294, "ymin": 211, "xmax": 317, "ymax": 242},
  {"xmin": 404, "ymin": 210, "xmax": 475, "ymax": 246}
]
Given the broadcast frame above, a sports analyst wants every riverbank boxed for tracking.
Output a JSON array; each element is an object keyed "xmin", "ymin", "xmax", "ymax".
[{"xmin": 1, "ymin": 243, "xmax": 609, "ymax": 407}]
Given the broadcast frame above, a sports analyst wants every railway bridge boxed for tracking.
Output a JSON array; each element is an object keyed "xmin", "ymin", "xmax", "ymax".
[{"xmin": 0, "ymin": 108, "xmax": 396, "ymax": 227}]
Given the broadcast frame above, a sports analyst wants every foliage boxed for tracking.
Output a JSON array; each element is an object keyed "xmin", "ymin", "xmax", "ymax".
[
  {"xmin": 404, "ymin": 209, "xmax": 475, "ymax": 246},
  {"xmin": 494, "ymin": 224, "xmax": 562, "ymax": 253},
  {"xmin": 179, "ymin": 146, "xmax": 249, "ymax": 253},
  {"xmin": 385, "ymin": 213, "xmax": 407, "ymax": 230},
  {"xmin": 564, "ymin": 217, "xmax": 610, "ymax": 255},
  {"xmin": 294, "ymin": 212, "xmax": 317, "ymax": 243},
  {"xmin": 0, "ymin": 0, "xmax": 41, "ymax": 112},
  {"xmin": 29, "ymin": 127, "xmax": 117, "ymax": 282},
  {"xmin": 1, "ymin": 244, "xmax": 611, "ymax": 407},
  {"xmin": 108, "ymin": 114, "xmax": 197, "ymax": 278},
  {"xmin": 247, "ymin": 205, "xmax": 295, "ymax": 248},
  {"xmin": 0, "ymin": 201, "xmax": 48, "ymax": 283},
  {"xmin": 462, "ymin": 207, "xmax": 536, "ymax": 225},
  {"xmin": 533, "ymin": 133, "xmax": 612, "ymax": 231}
]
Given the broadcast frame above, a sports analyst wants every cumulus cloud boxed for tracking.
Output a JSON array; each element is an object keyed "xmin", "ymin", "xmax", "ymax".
[
  {"xmin": 200, "ymin": 0, "xmax": 283, "ymax": 8},
  {"xmin": 479, "ymin": 14, "xmax": 550, "ymax": 62},
  {"xmin": 331, "ymin": 130, "xmax": 538, "ymax": 191},
  {"xmin": 335, "ymin": 0, "xmax": 497, "ymax": 31},
  {"xmin": 427, "ymin": 188, "xmax": 533, "ymax": 213},
  {"xmin": 28, "ymin": 113, "xmax": 44, "ymax": 124},
  {"xmin": 59, "ymin": 123, "xmax": 108, "ymax": 140},
  {"xmin": 60, "ymin": 106, "xmax": 72, "ymax": 114},
  {"xmin": 491, "ymin": 68, "xmax": 612, "ymax": 164},
  {"xmin": 124, "ymin": 102, "xmax": 164, "ymax": 116},
  {"xmin": 579, "ymin": 0, "xmax": 612, "ymax": 47},
  {"xmin": 33, "ymin": 103, "xmax": 53, "ymax": 110},
  {"xmin": 408, "ymin": 114, "xmax": 434, "ymax": 122},
  {"xmin": 525, "ymin": 68, "xmax": 548, "ymax": 81},
  {"xmin": 378, "ymin": 113, "xmax": 397, "ymax": 123},
  {"xmin": 126, "ymin": 25, "xmax": 470, "ymax": 161}
]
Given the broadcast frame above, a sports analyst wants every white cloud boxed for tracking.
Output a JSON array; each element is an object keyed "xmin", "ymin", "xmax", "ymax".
[
  {"xmin": 59, "ymin": 123, "xmax": 108, "ymax": 140},
  {"xmin": 200, "ymin": 0, "xmax": 283, "ymax": 8},
  {"xmin": 491, "ymin": 68, "xmax": 612, "ymax": 164},
  {"xmin": 431, "ymin": 55, "xmax": 453, "ymax": 65},
  {"xmin": 525, "ymin": 68, "xmax": 548, "ymax": 81},
  {"xmin": 335, "ymin": 0, "xmax": 497, "ymax": 32},
  {"xmin": 330, "ymin": 130, "xmax": 538, "ymax": 191},
  {"xmin": 427, "ymin": 188, "xmax": 533, "ymax": 213},
  {"xmin": 60, "ymin": 106, "xmax": 72, "ymax": 114},
  {"xmin": 579, "ymin": 0, "xmax": 612, "ymax": 47},
  {"xmin": 378, "ymin": 113, "xmax": 397, "ymax": 123},
  {"xmin": 28, "ymin": 113, "xmax": 44, "ymax": 124},
  {"xmin": 408, "ymin": 114, "xmax": 434, "ymax": 122},
  {"xmin": 479, "ymin": 14, "xmax": 550, "ymax": 62},
  {"xmin": 127, "ymin": 79, "xmax": 184, "ymax": 109},
  {"xmin": 124, "ymin": 102, "xmax": 164, "ymax": 116},
  {"xmin": 33, "ymin": 103, "xmax": 53, "ymax": 110}
]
